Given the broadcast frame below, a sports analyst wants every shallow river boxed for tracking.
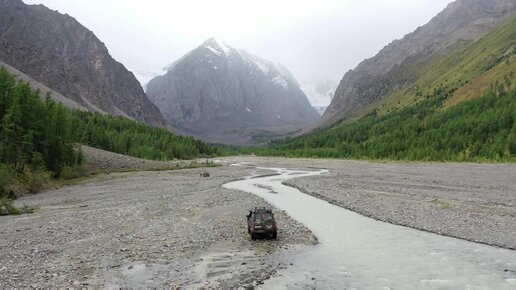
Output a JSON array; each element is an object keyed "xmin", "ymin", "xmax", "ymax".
[{"xmin": 223, "ymin": 167, "xmax": 516, "ymax": 289}]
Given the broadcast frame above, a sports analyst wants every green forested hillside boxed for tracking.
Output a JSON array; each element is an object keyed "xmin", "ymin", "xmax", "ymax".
[
  {"xmin": 72, "ymin": 112, "xmax": 216, "ymax": 161},
  {"xmin": 255, "ymin": 82, "xmax": 515, "ymax": 162},
  {"xmin": 252, "ymin": 16, "xmax": 516, "ymax": 162},
  {"xmin": 0, "ymin": 67, "xmax": 216, "ymax": 180}
]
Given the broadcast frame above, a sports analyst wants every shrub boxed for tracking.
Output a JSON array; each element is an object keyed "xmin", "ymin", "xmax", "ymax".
[
  {"xmin": 60, "ymin": 164, "xmax": 87, "ymax": 180},
  {"xmin": 0, "ymin": 164, "xmax": 15, "ymax": 196},
  {"xmin": 23, "ymin": 168, "xmax": 51, "ymax": 194},
  {"xmin": 508, "ymin": 124, "xmax": 516, "ymax": 156},
  {"xmin": 0, "ymin": 196, "xmax": 36, "ymax": 215}
]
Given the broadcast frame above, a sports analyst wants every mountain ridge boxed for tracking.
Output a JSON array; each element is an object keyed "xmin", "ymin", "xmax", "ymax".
[
  {"xmin": 321, "ymin": 0, "xmax": 516, "ymax": 128},
  {"xmin": 0, "ymin": 0, "xmax": 166, "ymax": 127}
]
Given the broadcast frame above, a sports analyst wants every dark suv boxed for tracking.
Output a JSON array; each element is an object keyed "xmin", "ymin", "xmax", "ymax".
[{"xmin": 246, "ymin": 208, "xmax": 277, "ymax": 240}]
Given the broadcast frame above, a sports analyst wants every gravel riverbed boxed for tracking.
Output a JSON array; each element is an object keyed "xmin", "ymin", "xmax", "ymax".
[
  {"xmin": 0, "ymin": 165, "xmax": 316, "ymax": 288},
  {"xmin": 1, "ymin": 155, "xmax": 514, "ymax": 287}
]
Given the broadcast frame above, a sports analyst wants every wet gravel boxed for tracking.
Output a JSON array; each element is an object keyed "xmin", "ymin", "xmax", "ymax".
[{"xmin": 0, "ymin": 165, "xmax": 316, "ymax": 288}]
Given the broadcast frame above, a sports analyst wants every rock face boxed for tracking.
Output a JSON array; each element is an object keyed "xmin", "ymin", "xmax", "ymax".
[
  {"xmin": 0, "ymin": 60, "xmax": 87, "ymax": 111},
  {"xmin": 0, "ymin": 0, "xmax": 166, "ymax": 127},
  {"xmin": 322, "ymin": 0, "xmax": 516, "ymax": 127},
  {"xmin": 147, "ymin": 38, "xmax": 319, "ymax": 144}
]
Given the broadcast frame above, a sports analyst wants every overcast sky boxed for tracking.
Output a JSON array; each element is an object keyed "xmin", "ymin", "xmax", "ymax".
[{"xmin": 24, "ymin": 0, "xmax": 454, "ymax": 86}]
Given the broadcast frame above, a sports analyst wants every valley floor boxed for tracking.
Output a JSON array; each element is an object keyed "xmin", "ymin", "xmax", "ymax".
[{"xmin": 0, "ymin": 156, "xmax": 514, "ymax": 287}]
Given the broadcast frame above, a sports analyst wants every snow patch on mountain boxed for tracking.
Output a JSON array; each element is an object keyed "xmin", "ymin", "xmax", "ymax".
[
  {"xmin": 205, "ymin": 46, "xmax": 222, "ymax": 56},
  {"xmin": 211, "ymin": 38, "xmax": 230, "ymax": 55},
  {"xmin": 272, "ymin": 76, "xmax": 289, "ymax": 89},
  {"xmin": 199, "ymin": 39, "xmax": 298, "ymax": 92},
  {"xmin": 301, "ymin": 79, "xmax": 337, "ymax": 116},
  {"xmin": 252, "ymin": 57, "xmax": 271, "ymax": 75},
  {"xmin": 202, "ymin": 37, "xmax": 231, "ymax": 56},
  {"xmin": 236, "ymin": 50, "xmax": 271, "ymax": 75}
]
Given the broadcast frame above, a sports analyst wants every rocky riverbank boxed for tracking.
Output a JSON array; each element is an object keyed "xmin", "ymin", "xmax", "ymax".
[
  {"xmin": 0, "ymin": 165, "xmax": 316, "ymax": 288},
  {"xmin": 81, "ymin": 145, "xmax": 188, "ymax": 173}
]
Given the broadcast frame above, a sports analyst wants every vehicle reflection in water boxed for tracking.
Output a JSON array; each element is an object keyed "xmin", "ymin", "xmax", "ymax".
[{"xmin": 224, "ymin": 167, "xmax": 516, "ymax": 289}]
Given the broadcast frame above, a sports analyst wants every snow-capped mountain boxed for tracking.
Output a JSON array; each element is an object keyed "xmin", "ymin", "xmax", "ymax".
[
  {"xmin": 301, "ymin": 79, "xmax": 337, "ymax": 116},
  {"xmin": 146, "ymin": 38, "xmax": 319, "ymax": 145}
]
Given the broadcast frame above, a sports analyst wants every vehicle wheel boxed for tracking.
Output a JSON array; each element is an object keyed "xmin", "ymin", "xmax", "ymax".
[
  {"xmin": 251, "ymin": 233, "xmax": 256, "ymax": 240},
  {"xmin": 272, "ymin": 232, "xmax": 277, "ymax": 239}
]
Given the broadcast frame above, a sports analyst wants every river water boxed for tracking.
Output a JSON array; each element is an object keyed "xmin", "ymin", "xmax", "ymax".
[{"xmin": 223, "ymin": 167, "xmax": 516, "ymax": 289}]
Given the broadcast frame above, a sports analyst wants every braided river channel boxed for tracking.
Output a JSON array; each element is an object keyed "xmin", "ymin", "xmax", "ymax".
[{"xmin": 224, "ymin": 166, "xmax": 516, "ymax": 289}]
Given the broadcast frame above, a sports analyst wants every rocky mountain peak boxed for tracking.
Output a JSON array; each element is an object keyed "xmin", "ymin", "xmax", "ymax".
[
  {"xmin": 147, "ymin": 38, "xmax": 319, "ymax": 145},
  {"xmin": 201, "ymin": 37, "xmax": 232, "ymax": 56}
]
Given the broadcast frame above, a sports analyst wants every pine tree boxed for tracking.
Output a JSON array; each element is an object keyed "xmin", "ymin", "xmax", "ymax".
[{"xmin": 2, "ymin": 93, "xmax": 24, "ymax": 169}]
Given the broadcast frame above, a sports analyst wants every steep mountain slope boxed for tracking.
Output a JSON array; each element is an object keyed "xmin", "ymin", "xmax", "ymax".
[
  {"xmin": 444, "ymin": 53, "xmax": 515, "ymax": 108},
  {"xmin": 0, "ymin": 60, "xmax": 87, "ymax": 111},
  {"xmin": 379, "ymin": 14, "xmax": 515, "ymax": 113},
  {"xmin": 321, "ymin": 0, "xmax": 516, "ymax": 128},
  {"xmin": 147, "ymin": 38, "xmax": 319, "ymax": 145},
  {"xmin": 0, "ymin": 0, "xmax": 166, "ymax": 127}
]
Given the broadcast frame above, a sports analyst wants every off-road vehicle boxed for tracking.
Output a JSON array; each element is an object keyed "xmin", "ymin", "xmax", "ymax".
[{"xmin": 246, "ymin": 207, "xmax": 277, "ymax": 240}]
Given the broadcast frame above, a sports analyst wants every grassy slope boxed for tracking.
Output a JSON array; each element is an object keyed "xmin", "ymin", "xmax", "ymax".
[
  {"xmin": 376, "ymin": 15, "xmax": 516, "ymax": 114},
  {"xmin": 444, "ymin": 55, "xmax": 515, "ymax": 108}
]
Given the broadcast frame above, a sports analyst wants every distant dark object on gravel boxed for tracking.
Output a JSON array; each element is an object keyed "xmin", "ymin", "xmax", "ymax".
[
  {"xmin": 247, "ymin": 207, "xmax": 277, "ymax": 240},
  {"xmin": 200, "ymin": 172, "xmax": 210, "ymax": 177}
]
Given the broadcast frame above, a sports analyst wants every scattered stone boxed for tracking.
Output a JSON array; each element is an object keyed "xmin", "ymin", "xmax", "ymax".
[{"xmin": 0, "ymin": 161, "xmax": 314, "ymax": 288}]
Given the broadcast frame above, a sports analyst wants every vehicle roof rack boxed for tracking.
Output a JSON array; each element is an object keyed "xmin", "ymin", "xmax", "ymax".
[{"xmin": 252, "ymin": 207, "xmax": 272, "ymax": 213}]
